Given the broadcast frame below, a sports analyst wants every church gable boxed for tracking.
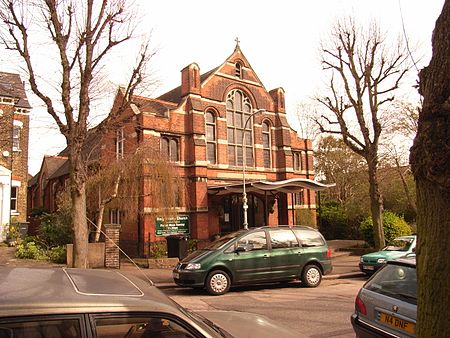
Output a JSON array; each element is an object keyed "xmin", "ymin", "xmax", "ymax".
[{"xmin": 200, "ymin": 43, "xmax": 277, "ymax": 111}]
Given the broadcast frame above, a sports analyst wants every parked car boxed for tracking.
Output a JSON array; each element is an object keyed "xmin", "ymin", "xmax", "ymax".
[
  {"xmin": 0, "ymin": 267, "xmax": 303, "ymax": 338},
  {"xmin": 351, "ymin": 257, "xmax": 417, "ymax": 337},
  {"xmin": 359, "ymin": 235, "xmax": 416, "ymax": 274},
  {"xmin": 173, "ymin": 226, "xmax": 332, "ymax": 295}
]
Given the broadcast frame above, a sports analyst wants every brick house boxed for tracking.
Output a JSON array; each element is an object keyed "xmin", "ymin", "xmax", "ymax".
[
  {"xmin": 29, "ymin": 43, "xmax": 331, "ymax": 256},
  {"xmin": 0, "ymin": 71, "xmax": 31, "ymax": 241},
  {"xmin": 105, "ymin": 43, "xmax": 330, "ymax": 256}
]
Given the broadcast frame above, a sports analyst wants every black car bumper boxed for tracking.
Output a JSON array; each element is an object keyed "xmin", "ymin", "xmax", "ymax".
[
  {"xmin": 351, "ymin": 314, "xmax": 399, "ymax": 338},
  {"xmin": 358, "ymin": 263, "xmax": 383, "ymax": 274},
  {"xmin": 173, "ymin": 269, "xmax": 206, "ymax": 288}
]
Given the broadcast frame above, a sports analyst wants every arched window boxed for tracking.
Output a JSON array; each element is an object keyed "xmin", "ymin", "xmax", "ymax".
[
  {"xmin": 161, "ymin": 136, "xmax": 179, "ymax": 162},
  {"xmin": 205, "ymin": 110, "xmax": 216, "ymax": 164},
  {"xmin": 226, "ymin": 89, "xmax": 253, "ymax": 166},
  {"xmin": 262, "ymin": 121, "xmax": 271, "ymax": 168},
  {"xmin": 235, "ymin": 62, "xmax": 242, "ymax": 78}
]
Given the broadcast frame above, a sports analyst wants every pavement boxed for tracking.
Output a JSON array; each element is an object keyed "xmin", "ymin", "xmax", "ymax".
[{"xmin": 0, "ymin": 240, "xmax": 367, "ymax": 288}]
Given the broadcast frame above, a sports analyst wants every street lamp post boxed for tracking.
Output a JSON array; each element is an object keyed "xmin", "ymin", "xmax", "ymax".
[{"xmin": 242, "ymin": 108, "xmax": 266, "ymax": 229}]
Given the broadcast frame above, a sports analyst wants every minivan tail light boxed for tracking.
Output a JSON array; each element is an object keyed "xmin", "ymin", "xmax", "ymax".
[
  {"xmin": 355, "ymin": 294, "xmax": 367, "ymax": 315},
  {"xmin": 326, "ymin": 247, "xmax": 331, "ymax": 258}
]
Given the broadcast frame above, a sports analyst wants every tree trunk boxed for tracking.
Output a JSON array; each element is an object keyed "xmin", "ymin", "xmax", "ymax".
[
  {"xmin": 415, "ymin": 180, "xmax": 450, "ymax": 336},
  {"xmin": 70, "ymin": 149, "xmax": 89, "ymax": 268},
  {"xmin": 394, "ymin": 159, "xmax": 417, "ymax": 213},
  {"xmin": 71, "ymin": 181, "xmax": 88, "ymax": 268},
  {"xmin": 409, "ymin": 1, "xmax": 450, "ymax": 336},
  {"xmin": 94, "ymin": 201, "xmax": 106, "ymax": 243},
  {"xmin": 368, "ymin": 161, "xmax": 385, "ymax": 249}
]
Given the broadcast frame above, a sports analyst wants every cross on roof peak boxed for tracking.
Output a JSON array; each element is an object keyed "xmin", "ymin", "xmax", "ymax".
[{"xmin": 234, "ymin": 37, "xmax": 240, "ymax": 48}]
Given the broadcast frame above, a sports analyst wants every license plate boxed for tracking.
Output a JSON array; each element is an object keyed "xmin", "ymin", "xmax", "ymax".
[
  {"xmin": 173, "ymin": 272, "xmax": 179, "ymax": 279},
  {"xmin": 380, "ymin": 312, "xmax": 415, "ymax": 334},
  {"xmin": 363, "ymin": 265, "xmax": 375, "ymax": 270}
]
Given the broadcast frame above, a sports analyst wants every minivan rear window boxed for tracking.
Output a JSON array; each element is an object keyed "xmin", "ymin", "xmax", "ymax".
[{"xmin": 293, "ymin": 230, "xmax": 325, "ymax": 247}]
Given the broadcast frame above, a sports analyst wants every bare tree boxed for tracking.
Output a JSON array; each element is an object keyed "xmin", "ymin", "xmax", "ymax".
[
  {"xmin": 0, "ymin": 0, "xmax": 153, "ymax": 267},
  {"xmin": 315, "ymin": 135, "xmax": 367, "ymax": 209},
  {"xmin": 315, "ymin": 18, "xmax": 411, "ymax": 249},
  {"xmin": 410, "ymin": 0, "xmax": 450, "ymax": 335},
  {"xmin": 293, "ymin": 101, "xmax": 321, "ymax": 141},
  {"xmin": 86, "ymin": 142, "xmax": 181, "ymax": 243},
  {"xmin": 380, "ymin": 100, "xmax": 419, "ymax": 213}
]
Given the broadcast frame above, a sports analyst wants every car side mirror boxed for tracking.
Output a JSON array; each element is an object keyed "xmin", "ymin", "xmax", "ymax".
[
  {"xmin": 412, "ymin": 247, "xmax": 416, "ymax": 253},
  {"xmin": 235, "ymin": 246, "xmax": 246, "ymax": 253}
]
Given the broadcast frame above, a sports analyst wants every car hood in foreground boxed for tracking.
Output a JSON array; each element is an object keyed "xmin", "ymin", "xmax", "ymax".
[{"xmin": 197, "ymin": 310, "xmax": 304, "ymax": 338}]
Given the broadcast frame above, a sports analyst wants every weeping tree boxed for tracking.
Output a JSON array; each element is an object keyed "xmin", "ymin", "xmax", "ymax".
[
  {"xmin": 410, "ymin": 0, "xmax": 450, "ymax": 335},
  {"xmin": 315, "ymin": 18, "xmax": 411, "ymax": 249},
  {"xmin": 86, "ymin": 141, "xmax": 182, "ymax": 244},
  {"xmin": 0, "ymin": 0, "xmax": 154, "ymax": 267}
]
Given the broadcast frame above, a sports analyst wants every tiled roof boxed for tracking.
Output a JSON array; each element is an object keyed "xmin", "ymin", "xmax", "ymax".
[
  {"xmin": 0, "ymin": 71, "xmax": 31, "ymax": 109},
  {"xmin": 132, "ymin": 96, "xmax": 177, "ymax": 116},
  {"xmin": 44, "ymin": 156, "xmax": 68, "ymax": 178},
  {"xmin": 48, "ymin": 159, "xmax": 69, "ymax": 179},
  {"xmin": 156, "ymin": 67, "xmax": 219, "ymax": 104}
]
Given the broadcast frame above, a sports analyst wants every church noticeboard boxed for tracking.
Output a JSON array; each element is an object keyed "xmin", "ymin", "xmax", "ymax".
[{"xmin": 155, "ymin": 215, "xmax": 190, "ymax": 236}]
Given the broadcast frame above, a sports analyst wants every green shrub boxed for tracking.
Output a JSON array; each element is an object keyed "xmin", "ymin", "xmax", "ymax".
[
  {"xmin": 4, "ymin": 223, "xmax": 23, "ymax": 247},
  {"xmin": 39, "ymin": 212, "xmax": 73, "ymax": 247},
  {"xmin": 295, "ymin": 209, "xmax": 315, "ymax": 227},
  {"xmin": 360, "ymin": 211, "xmax": 412, "ymax": 247},
  {"xmin": 188, "ymin": 239, "xmax": 198, "ymax": 253},
  {"xmin": 15, "ymin": 241, "xmax": 48, "ymax": 260},
  {"xmin": 149, "ymin": 241, "xmax": 167, "ymax": 258},
  {"xmin": 318, "ymin": 201, "xmax": 351, "ymax": 239},
  {"xmin": 47, "ymin": 245, "xmax": 67, "ymax": 264}
]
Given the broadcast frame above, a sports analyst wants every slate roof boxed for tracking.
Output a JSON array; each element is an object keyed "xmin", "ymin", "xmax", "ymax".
[
  {"xmin": 132, "ymin": 96, "xmax": 177, "ymax": 116},
  {"xmin": 0, "ymin": 72, "xmax": 31, "ymax": 109},
  {"xmin": 28, "ymin": 155, "xmax": 68, "ymax": 188}
]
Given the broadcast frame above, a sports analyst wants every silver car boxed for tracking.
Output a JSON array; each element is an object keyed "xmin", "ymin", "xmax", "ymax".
[
  {"xmin": 351, "ymin": 258, "xmax": 416, "ymax": 337},
  {"xmin": 0, "ymin": 267, "xmax": 302, "ymax": 338}
]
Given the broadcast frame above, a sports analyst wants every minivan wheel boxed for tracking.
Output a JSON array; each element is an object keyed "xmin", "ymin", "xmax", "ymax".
[
  {"xmin": 302, "ymin": 265, "xmax": 322, "ymax": 287},
  {"xmin": 206, "ymin": 270, "xmax": 231, "ymax": 295}
]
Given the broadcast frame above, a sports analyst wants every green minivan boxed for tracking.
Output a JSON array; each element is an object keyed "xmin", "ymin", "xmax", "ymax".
[{"xmin": 173, "ymin": 226, "xmax": 332, "ymax": 295}]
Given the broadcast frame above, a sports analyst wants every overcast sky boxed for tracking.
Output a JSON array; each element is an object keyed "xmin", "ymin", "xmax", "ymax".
[{"xmin": 1, "ymin": 0, "xmax": 445, "ymax": 175}]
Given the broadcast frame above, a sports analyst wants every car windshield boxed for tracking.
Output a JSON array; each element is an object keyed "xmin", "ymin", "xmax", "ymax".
[
  {"xmin": 204, "ymin": 231, "xmax": 247, "ymax": 250},
  {"xmin": 382, "ymin": 238, "xmax": 413, "ymax": 252},
  {"xmin": 365, "ymin": 263, "xmax": 417, "ymax": 305}
]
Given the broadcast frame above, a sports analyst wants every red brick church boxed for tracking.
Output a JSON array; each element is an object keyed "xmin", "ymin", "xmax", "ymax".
[{"xmin": 29, "ymin": 42, "xmax": 331, "ymax": 257}]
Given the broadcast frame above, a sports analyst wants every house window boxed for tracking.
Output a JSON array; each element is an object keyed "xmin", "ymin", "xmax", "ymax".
[
  {"xmin": 205, "ymin": 111, "xmax": 216, "ymax": 164},
  {"xmin": 235, "ymin": 62, "xmax": 242, "ymax": 78},
  {"xmin": 226, "ymin": 90, "xmax": 253, "ymax": 166},
  {"xmin": 10, "ymin": 186, "xmax": 18, "ymax": 212},
  {"xmin": 109, "ymin": 209, "xmax": 121, "ymax": 224},
  {"xmin": 115, "ymin": 128, "xmax": 124, "ymax": 160},
  {"xmin": 295, "ymin": 191, "xmax": 304, "ymax": 206},
  {"xmin": 161, "ymin": 136, "xmax": 179, "ymax": 162},
  {"xmin": 12, "ymin": 121, "xmax": 23, "ymax": 151},
  {"xmin": 293, "ymin": 151, "xmax": 302, "ymax": 171},
  {"xmin": 262, "ymin": 121, "xmax": 271, "ymax": 168}
]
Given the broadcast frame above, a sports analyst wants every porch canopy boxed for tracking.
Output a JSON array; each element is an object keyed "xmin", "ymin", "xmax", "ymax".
[{"xmin": 208, "ymin": 177, "xmax": 335, "ymax": 195}]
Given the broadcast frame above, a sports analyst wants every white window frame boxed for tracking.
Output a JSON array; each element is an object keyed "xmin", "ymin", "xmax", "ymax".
[
  {"xmin": 10, "ymin": 186, "xmax": 18, "ymax": 212},
  {"xmin": 12, "ymin": 120, "xmax": 23, "ymax": 152},
  {"xmin": 109, "ymin": 209, "xmax": 121, "ymax": 225}
]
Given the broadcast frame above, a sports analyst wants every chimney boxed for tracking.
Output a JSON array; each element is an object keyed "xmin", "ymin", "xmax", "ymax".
[{"xmin": 181, "ymin": 63, "xmax": 201, "ymax": 97}]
